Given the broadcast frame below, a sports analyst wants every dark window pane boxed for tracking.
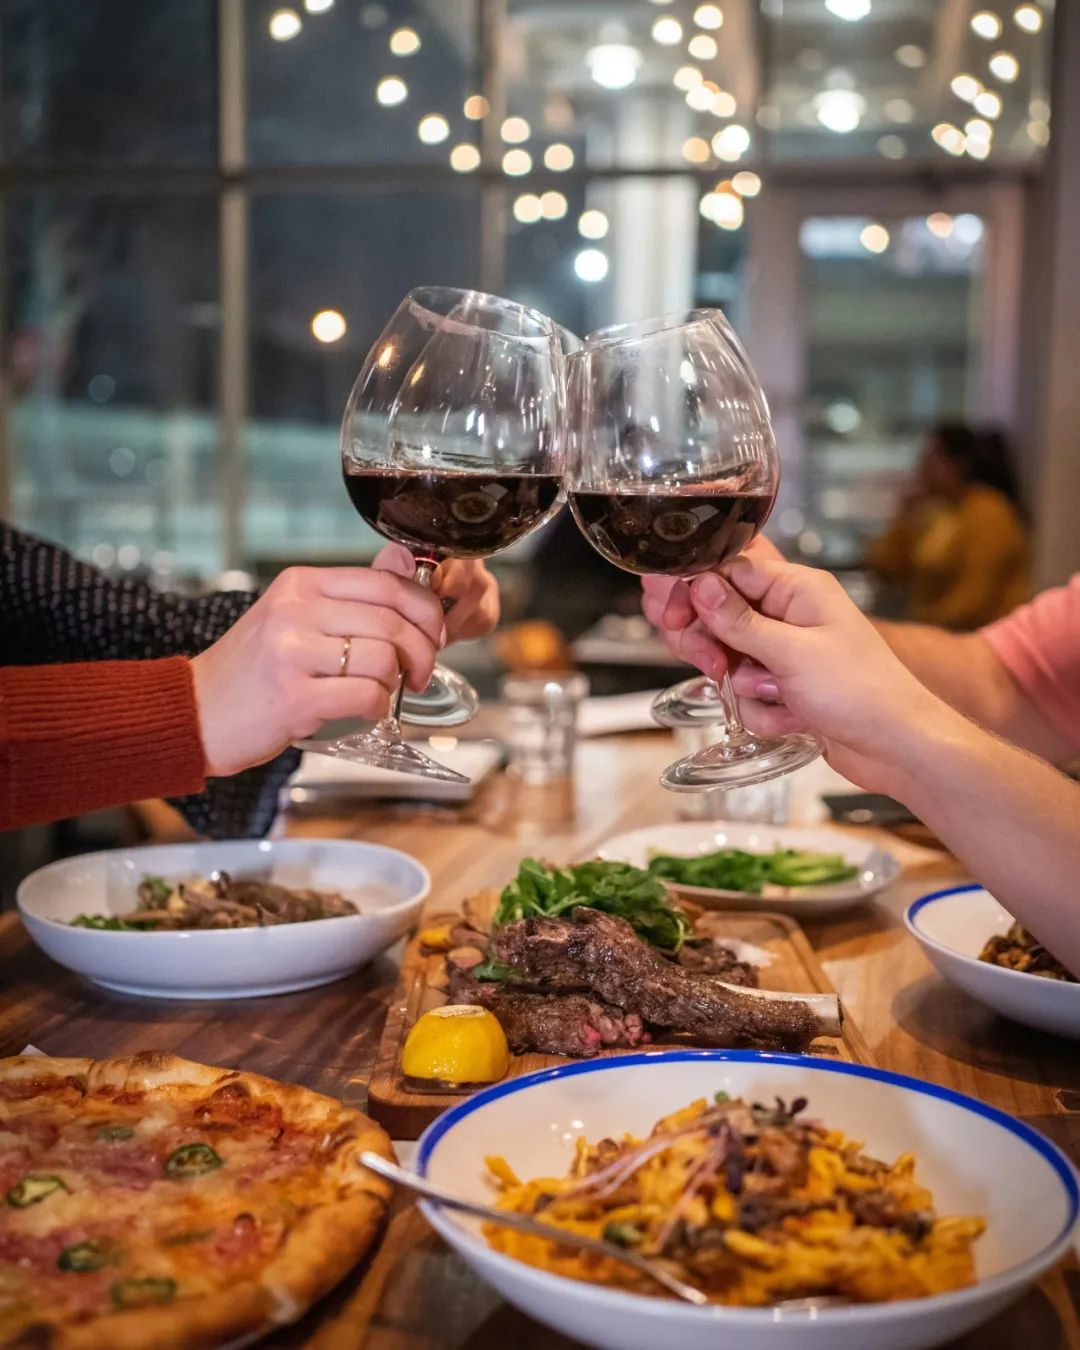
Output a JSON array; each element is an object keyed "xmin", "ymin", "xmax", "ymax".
[
  {"xmin": 245, "ymin": 188, "xmax": 482, "ymax": 562},
  {"xmin": 6, "ymin": 194, "xmax": 221, "ymax": 577},
  {"xmin": 246, "ymin": 0, "xmax": 479, "ymax": 166},
  {"xmin": 1, "ymin": 0, "xmax": 216, "ymax": 165}
]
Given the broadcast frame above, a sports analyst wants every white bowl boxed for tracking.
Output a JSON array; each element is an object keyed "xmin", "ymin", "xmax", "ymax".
[
  {"xmin": 597, "ymin": 822, "xmax": 900, "ymax": 917},
  {"xmin": 416, "ymin": 1051, "xmax": 1078, "ymax": 1350},
  {"xmin": 17, "ymin": 838, "xmax": 429, "ymax": 999},
  {"xmin": 906, "ymin": 885, "xmax": 1080, "ymax": 1039}
]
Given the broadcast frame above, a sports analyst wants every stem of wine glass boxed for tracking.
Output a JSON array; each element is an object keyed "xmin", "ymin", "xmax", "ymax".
[
  {"xmin": 716, "ymin": 672, "xmax": 747, "ymax": 739},
  {"xmin": 374, "ymin": 557, "xmax": 436, "ymax": 737}
]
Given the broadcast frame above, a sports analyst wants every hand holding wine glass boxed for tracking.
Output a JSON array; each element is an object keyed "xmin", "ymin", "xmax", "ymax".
[
  {"xmin": 313, "ymin": 286, "xmax": 565, "ymax": 782},
  {"xmin": 565, "ymin": 310, "xmax": 821, "ymax": 792}
]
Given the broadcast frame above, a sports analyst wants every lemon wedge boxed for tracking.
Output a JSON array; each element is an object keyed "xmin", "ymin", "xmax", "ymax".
[{"xmin": 402, "ymin": 1006, "xmax": 509, "ymax": 1084}]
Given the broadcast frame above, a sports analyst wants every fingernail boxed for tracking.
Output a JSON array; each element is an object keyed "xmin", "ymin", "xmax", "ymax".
[
  {"xmin": 755, "ymin": 678, "xmax": 780, "ymax": 702},
  {"xmin": 438, "ymin": 626, "xmax": 448, "ymax": 649},
  {"xmin": 695, "ymin": 572, "xmax": 725, "ymax": 608}
]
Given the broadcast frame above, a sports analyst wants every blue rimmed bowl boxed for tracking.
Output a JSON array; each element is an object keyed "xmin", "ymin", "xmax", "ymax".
[
  {"xmin": 906, "ymin": 884, "xmax": 1080, "ymax": 1039},
  {"xmin": 416, "ymin": 1050, "xmax": 1078, "ymax": 1350}
]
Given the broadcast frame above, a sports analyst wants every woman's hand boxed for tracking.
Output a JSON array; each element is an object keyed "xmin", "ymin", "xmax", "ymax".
[
  {"xmin": 190, "ymin": 566, "xmax": 445, "ymax": 776},
  {"xmin": 685, "ymin": 554, "xmax": 956, "ymax": 792},
  {"xmin": 373, "ymin": 544, "xmax": 500, "ymax": 642}
]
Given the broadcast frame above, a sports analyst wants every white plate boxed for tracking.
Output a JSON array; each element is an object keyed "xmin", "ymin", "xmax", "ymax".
[
  {"xmin": 289, "ymin": 739, "xmax": 502, "ymax": 803},
  {"xmin": 906, "ymin": 885, "xmax": 1080, "ymax": 1039},
  {"xmin": 17, "ymin": 839, "xmax": 430, "ymax": 1000},
  {"xmin": 596, "ymin": 821, "xmax": 900, "ymax": 917},
  {"xmin": 416, "ymin": 1051, "xmax": 1079, "ymax": 1350}
]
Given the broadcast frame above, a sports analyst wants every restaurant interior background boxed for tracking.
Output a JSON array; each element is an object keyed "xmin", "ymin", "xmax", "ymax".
[{"xmin": 1, "ymin": 0, "xmax": 1078, "ymax": 860}]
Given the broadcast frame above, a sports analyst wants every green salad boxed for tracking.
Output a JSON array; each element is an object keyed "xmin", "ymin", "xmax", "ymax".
[
  {"xmin": 646, "ymin": 847, "xmax": 859, "ymax": 894},
  {"xmin": 491, "ymin": 857, "xmax": 693, "ymax": 952}
]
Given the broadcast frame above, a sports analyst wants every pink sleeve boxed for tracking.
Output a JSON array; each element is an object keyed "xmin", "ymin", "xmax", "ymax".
[{"xmin": 981, "ymin": 575, "xmax": 1080, "ymax": 750}]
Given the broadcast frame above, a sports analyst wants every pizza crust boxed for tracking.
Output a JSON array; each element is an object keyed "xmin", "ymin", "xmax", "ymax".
[{"xmin": 0, "ymin": 1052, "xmax": 394, "ymax": 1349}]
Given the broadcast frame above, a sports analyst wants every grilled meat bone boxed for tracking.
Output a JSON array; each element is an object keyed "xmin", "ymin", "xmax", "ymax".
[{"xmin": 491, "ymin": 908, "xmax": 839, "ymax": 1052}]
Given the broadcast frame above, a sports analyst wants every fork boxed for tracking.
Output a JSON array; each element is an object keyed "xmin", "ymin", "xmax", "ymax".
[{"xmin": 358, "ymin": 1151, "xmax": 709, "ymax": 1305}]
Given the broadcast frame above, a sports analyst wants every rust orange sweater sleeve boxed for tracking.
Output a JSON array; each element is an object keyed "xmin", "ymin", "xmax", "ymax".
[{"xmin": 0, "ymin": 658, "xmax": 207, "ymax": 830}]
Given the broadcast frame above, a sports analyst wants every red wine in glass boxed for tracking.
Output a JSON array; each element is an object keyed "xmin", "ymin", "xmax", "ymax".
[
  {"xmin": 345, "ymin": 469, "xmax": 562, "ymax": 563},
  {"xmin": 568, "ymin": 486, "xmax": 774, "ymax": 576}
]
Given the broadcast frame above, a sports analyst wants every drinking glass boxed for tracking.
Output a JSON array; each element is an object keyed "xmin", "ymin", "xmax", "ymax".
[
  {"xmin": 565, "ymin": 311, "xmax": 821, "ymax": 792},
  {"xmin": 308, "ymin": 286, "xmax": 565, "ymax": 782}
]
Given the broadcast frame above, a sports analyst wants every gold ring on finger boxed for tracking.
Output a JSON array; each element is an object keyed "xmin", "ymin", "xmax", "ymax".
[{"xmin": 338, "ymin": 635, "xmax": 352, "ymax": 677}]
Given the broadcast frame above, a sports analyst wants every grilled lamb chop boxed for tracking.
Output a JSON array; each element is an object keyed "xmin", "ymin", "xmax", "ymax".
[
  {"xmin": 447, "ymin": 967, "xmax": 648, "ymax": 1057},
  {"xmin": 491, "ymin": 907, "xmax": 838, "ymax": 1051}
]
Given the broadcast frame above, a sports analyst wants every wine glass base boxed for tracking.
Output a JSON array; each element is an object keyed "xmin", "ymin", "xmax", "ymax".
[
  {"xmin": 399, "ymin": 666, "xmax": 479, "ymax": 729},
  {"xmin": 651, "ymin": 676, "xmax": 726, "ymax": 728},
  {"xmin": 297, "ymin": 732, "xmax": 471, "ymax": 784},
  {"xmin": 660, "ymin": 731, "xmax": 822, "ymax": 793}
]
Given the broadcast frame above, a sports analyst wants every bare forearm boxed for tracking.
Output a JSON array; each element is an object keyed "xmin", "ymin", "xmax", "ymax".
[
  {"xmin": 874, "ymin": 619, "xmax": 1067, "ymax": 760},
  {"xmin": 881, "ymin": 706, "xmax": 1080, "ymax": 977}
]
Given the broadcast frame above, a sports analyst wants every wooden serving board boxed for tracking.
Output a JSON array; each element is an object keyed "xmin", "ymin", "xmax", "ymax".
[{"xmin": 368, "ymin": 910, "xmax": 874, "ymax": 1139}]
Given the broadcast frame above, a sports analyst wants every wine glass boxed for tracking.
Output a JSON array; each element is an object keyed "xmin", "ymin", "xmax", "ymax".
[
  {"xmin": 310, "ymin": 286, "xmax": 565, "ymax": 782},
  {"xmin": 397, "ymin": 321, "xmax": 581, "ymax": 731},
  {"xmin": 649, "ymin": 306, "xmax": 769, "ymax": 729},
  {"xmin": 565, "ymin": 311, "xmax": 821, "ymax": 792}
]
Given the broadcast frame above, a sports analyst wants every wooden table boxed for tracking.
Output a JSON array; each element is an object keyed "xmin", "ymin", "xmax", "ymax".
[{"xmin": 1, "ymin": 734, "xmax": 1078, "ymax": 1347}]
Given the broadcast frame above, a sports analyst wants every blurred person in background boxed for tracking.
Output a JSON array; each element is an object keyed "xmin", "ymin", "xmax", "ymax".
[
  {"xmin": 864, "ymin": 422, "xmax": 1030, "ymax": 629},
  {"xmin": 1, "ymin": 524, "xmax": 498, "ymax": 835}
]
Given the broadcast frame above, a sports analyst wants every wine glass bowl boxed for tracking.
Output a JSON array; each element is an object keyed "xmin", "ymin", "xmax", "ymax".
[
  {"xmin": 565, "ymin": 310, "xmax": 821, "ymax": 793},
  {"xmin": 309, "ymin": 287, "xmax": 565, "ymax": 781}
]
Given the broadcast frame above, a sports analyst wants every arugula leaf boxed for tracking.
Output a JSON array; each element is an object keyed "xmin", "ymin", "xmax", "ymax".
[
  {"xmin": 142, "ymin": 875, "xmax": 172, "ymax": 905},
  {"xmin": 493, "ymin": 858, "xmax": 692, "ymax": 951}
]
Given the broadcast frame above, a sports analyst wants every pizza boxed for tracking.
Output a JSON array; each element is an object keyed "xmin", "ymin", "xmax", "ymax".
[{"xmin": 0, "ymin": 1052, "xmax": 394, "ymax": 1348}]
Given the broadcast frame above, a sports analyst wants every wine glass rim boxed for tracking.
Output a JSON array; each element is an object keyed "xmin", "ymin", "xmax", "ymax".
[
  {"xmin": 404, "ymin": 285, "xmax": 558, "ymax": 343},
  {"xmin": 580, "ymin": 310, "xmax": 726, "ymax": 353}
]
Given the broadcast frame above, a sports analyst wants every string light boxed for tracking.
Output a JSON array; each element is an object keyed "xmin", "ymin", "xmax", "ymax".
[
  {"xmin": 376, "ymin": 76, "xmax": 408, "ymax": 106},
  {"xmin": 712, "ymin": 124, "xmax": 750, "ymax": 160},
  {"xmin": 682, "ymin": 136, "xmax": 711, "ymax": 163},
  {"xmin": 974, "ymin": 89, "xmax": 1003, "ymax": 117},
  {"xmin": 269, "ymin": 8, "xmax": 302, "ymax": 40},
  {"xmin": 894, "ymin": 44, "xmax": 926, "ymax": 68},
  {"xmin": 693, "ymin": 4, "xmax": 724, "ymax": 29},
  {"xmin": 1014, "ymin": 4, "xmax": 1043, "ymax": 32},
  {"xmin": 688, "ymin": 34, "xmax": 718, "ymax": 59},
  {"xmin": 950, "ymin": 74, "xmax": 981, "ymax": 102},
  {"xmin": 651, "ymin": 16, "xmax": 683, "ymax": 44},
  {"xmin": 964, "ymin": 117, "xmax": 993, "ymax": 142},
  {"xmin": 513, "ymin": 194, "xmax": 543, "ymax": 224},
  {"xmin": 311, "ymin": 309, "xmax": 347, "ymax": 343},
  {"xmin": 502, "ymin": 148, "xmax": 532, "ymax": 175},
  {"xmin": 988, "ymin": 51, "xmax": 1019, "ymax": 81},
  {"xmin": 449, "ymin": 144, "xmax": 480, "ymax": 172},
  {"xmin": 418, "ymin": 114, "xmax": 449, "ymax": 144},
  {"xmin": 732, "ymin": 170, "xmax": 762, "ymax": 196},
  {"xmin": 884, "ymin": 98, "xmax": 915, "ymax": 123},
  {"xmin": 826, "ymin": 0, "xmax": 871, "ymax": 19},
  {"xmin": 304, "ymin": 0, "xmax": 334, "ymax": 11},
  {"xmin": 389, "ymin": 27, "xmax": 420, "ymax": 55},
  {"xmin": 877, "ymin": 134, "xmax": 906, "ymax": 159},
  {"xmin": 544, "ymin": 143, "xmax": 574, "ymax": 170},
  {"xmin": 674, "ymin": 65, "xmax": 703, "ymax": 90},
  {"xmin": 578, "ymin": 209, "xmax": 609, "ymax": 239},
  {"xmin": 574, "ymin": 249, "xmax": 609, "ymax": 282},
  {"xmin": 540, "ymin": 190, "xmax": 568, "ymax": 220},
  {"xmin": 932, "ymin": 122, "xmax": 967, "ymax": 155},
  {"xmin": 463, "ymin": 94, "xmax": 489, "ymax": 119},
  {"xmin": 859, "ymin": 223, "xmax": 889, "ymax": 253},
  {"xmin": 686, "ymin": 85, "xmax": 714, "ymax": 111},
  {"xmin": 926, "ymin": 212, "xmax": 954, "ymax": 238},
  {"xmin": 501, "ymin": 116, "xmax": 531, "ymax": 143},
  {"xmin": 711, "ymin": 90, "xmax": 737, "ymax": 117},
  {"xmin": 971, "ymin": 11, "xmax": 1003, "ymax": 38}
]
